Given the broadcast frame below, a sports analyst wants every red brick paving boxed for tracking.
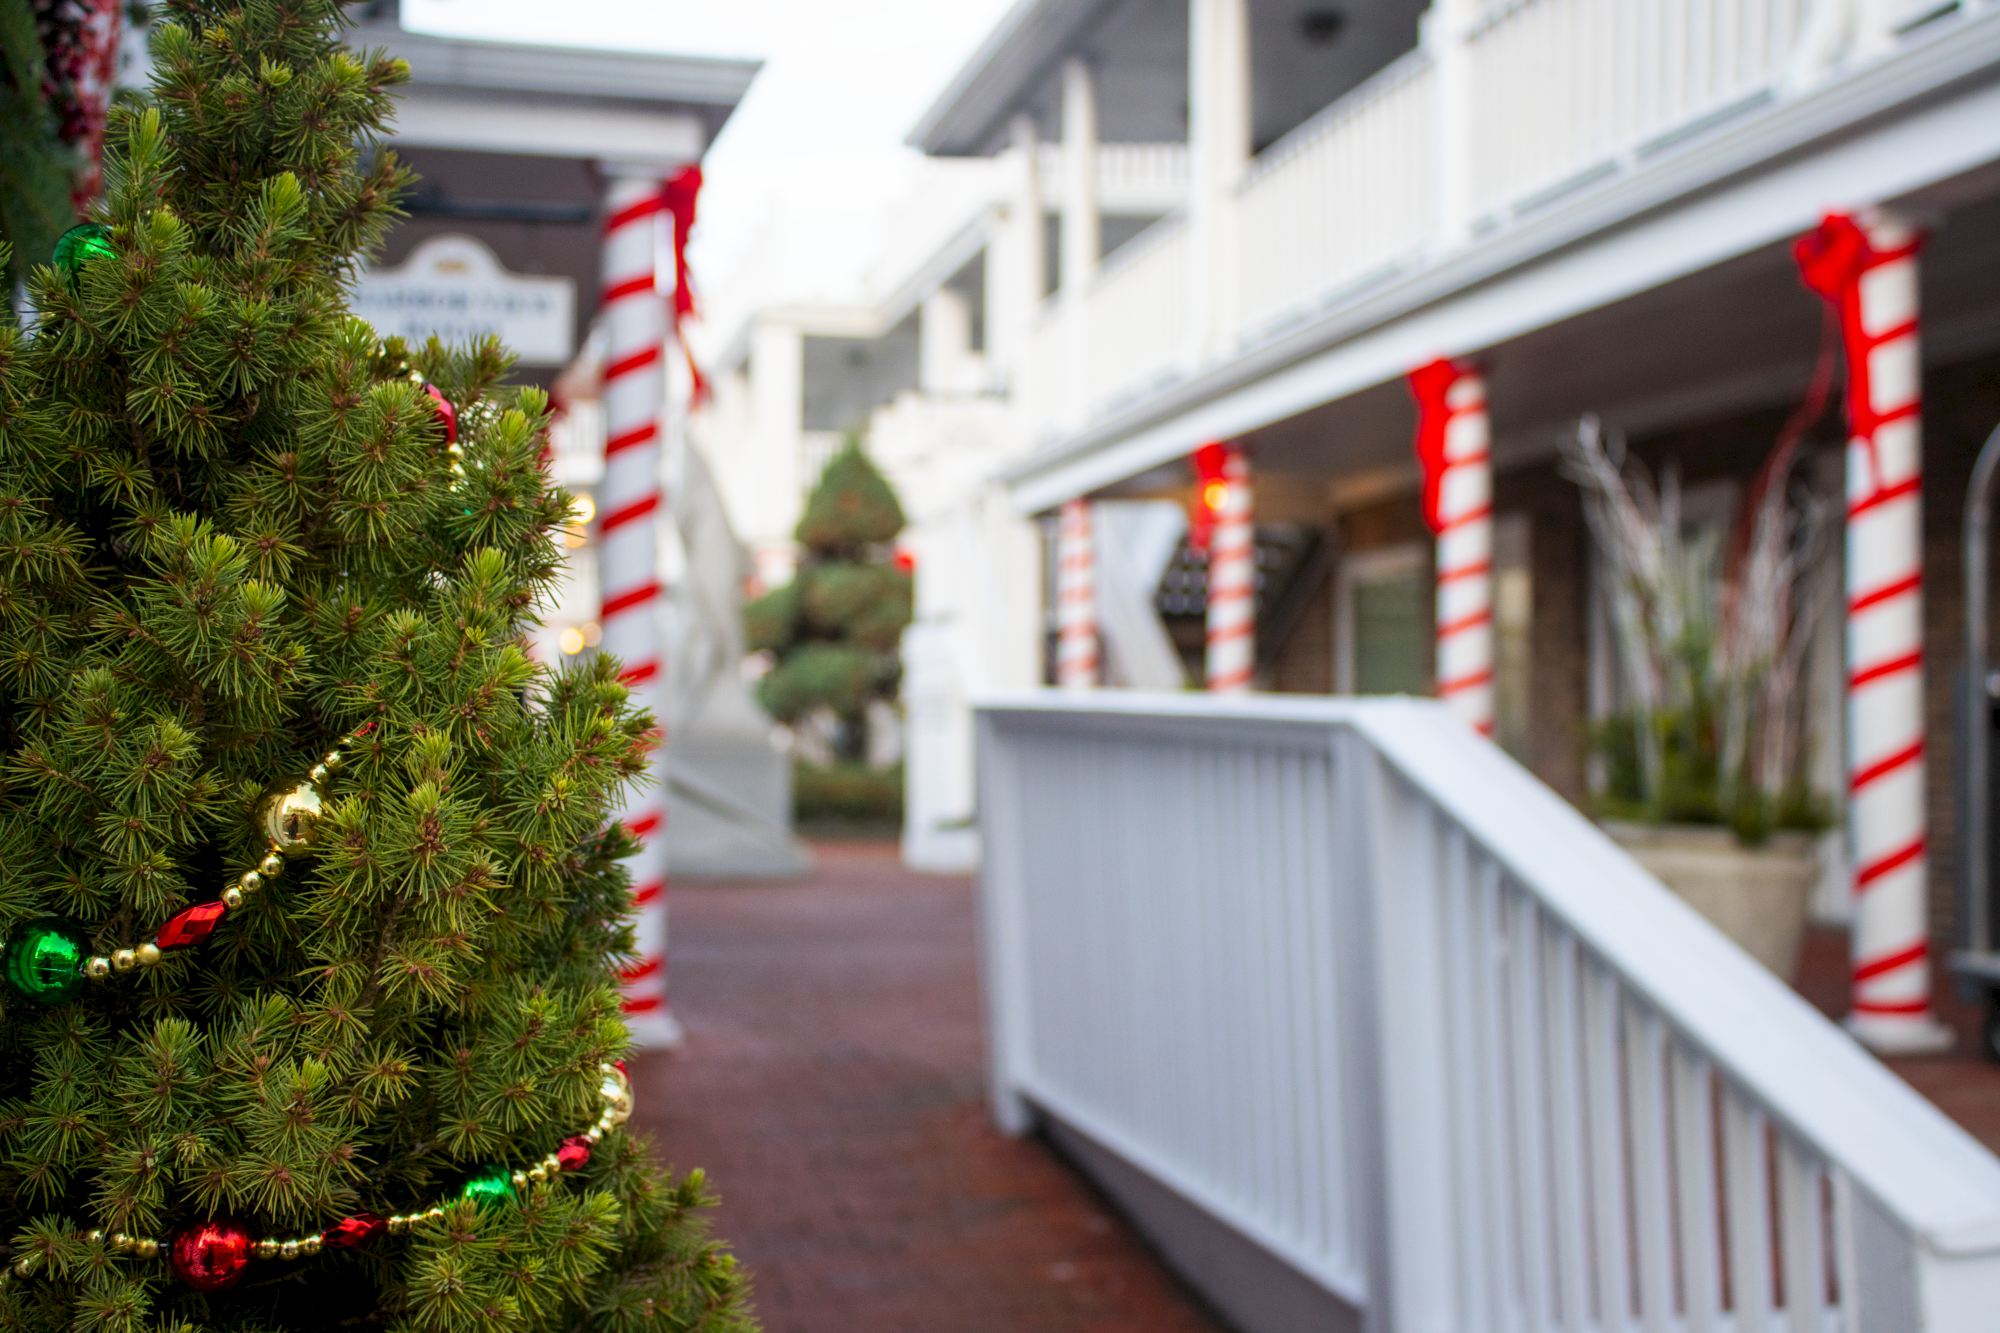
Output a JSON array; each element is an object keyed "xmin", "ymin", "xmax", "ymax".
[
  {"xmin": 626, "ymin": 842, "xmax": 1225, "ymax": 1333},
  {"xmin": 1792, "ymin": 925, "xmax": 2000, "ymax": 1154}
]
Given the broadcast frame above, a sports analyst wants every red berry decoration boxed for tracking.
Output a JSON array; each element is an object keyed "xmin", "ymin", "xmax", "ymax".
[
  {"xmin": 321, "ymin": 1212, "xmax": 386, "ymax": 1249},
  {"xmin": 170, "ymin": 1219, "xmax": 253, "ymax": 1291},
  {"xmin": 423, "ymin": 384, "xmax": 457, "ymax": 446},
  {"xmin": 154, "ymin": 900, "xmax": 228, "ymax": 950},
  {"xmin": 555, "ymin": 1135, "xmax": 592, "ymax": 1172}
]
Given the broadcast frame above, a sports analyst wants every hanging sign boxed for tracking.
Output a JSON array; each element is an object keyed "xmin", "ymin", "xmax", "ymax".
[{"xmin": 353, "ymin": 234, "xmax": 576, "ymax": 366}]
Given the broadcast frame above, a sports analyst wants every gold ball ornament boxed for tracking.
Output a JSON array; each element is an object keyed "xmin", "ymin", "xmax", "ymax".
[
  {"xmin": 221, "ymin": 887, "xmax": 244, "ymax": 910},
  {"xmin": 260, "ymin": 782, "xmax": 324, "ymax": 858},
  {"xmin": 111, "ymin": 949, "xmax": 136, "ymax": 973},
  {"xmin": 84, "ymin": 957, "xmax": 111, "ymax": 980},
  {"xmin": 135, "ymin": 943, "xmax": 161, "ymax": 967},
  {"xmin": 258, "ymin": 851, "xmax": 284, "ymax": 878}
]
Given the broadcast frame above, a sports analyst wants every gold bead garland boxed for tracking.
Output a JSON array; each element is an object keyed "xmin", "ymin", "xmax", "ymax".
[
  {"xmin": 72, "ymin": 725, "xmax": 373, "ymax": 987},
  {"xmin": 1, "ymin": 1063, "xmax": 634, "ymax": 1283}
]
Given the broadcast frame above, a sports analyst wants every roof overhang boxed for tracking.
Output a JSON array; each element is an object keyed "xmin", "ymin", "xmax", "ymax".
[
  {"xmin": 907, "ymin": 0, "xmax": 1115, "ymax": 156},
  {"xmin": 353, "ymin": 20, "xmax": 760, "ymax": 165}
]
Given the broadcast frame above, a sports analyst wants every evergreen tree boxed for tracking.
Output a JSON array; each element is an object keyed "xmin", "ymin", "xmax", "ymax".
[
  {"xmin": 0, "ymin": 5, "xmax": 751, "ymax": 1332},
  {"xmin": 744, "ymin": 439, "xmax": 909, "ymax": 764}
]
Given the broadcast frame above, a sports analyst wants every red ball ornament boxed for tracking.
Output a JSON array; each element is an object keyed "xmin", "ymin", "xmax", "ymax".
[
  {"xmin": 423, "ymin": 383, "xmax": 457, "ymax": 446},
  {"xmin": 170, "ymin": 1219, "xmax": 253, "ymax": 1291}
]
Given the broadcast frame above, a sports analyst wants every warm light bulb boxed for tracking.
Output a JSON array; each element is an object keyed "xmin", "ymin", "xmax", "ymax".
[
  {"xmin": 582, "ymin": 622, "xmax": 602, "ymax": 647},
  {"xmin": 1203, "ymin": 481, "xmax": 1229, "ymax": 511},
  {"xmin": 559, "ymin": 628, "xmax": 585, "ymax": 655},
  {"xmin": 572, "ymin": 494, "xmax": 596, "ymax": 525}
]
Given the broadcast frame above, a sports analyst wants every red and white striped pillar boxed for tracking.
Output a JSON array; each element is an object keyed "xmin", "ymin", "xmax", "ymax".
[
  {"xmin": 1409, "ymin": 358, "xmax": 1495, "ymax": 733},
  {"xmin": 597, "ymin": 169, "xmax": 676, "ymax": 1048},
  {"xmin": 1795, "ymin": 211, "xmax": 1948, "ymax": 1053},
  {"xmin": 1203, "ymin": 444, "xmax": 1255, "ymax": 693},
  {"xmin": 1055, "ymin": 498, "xmax": 1098, "ymax": 689}
]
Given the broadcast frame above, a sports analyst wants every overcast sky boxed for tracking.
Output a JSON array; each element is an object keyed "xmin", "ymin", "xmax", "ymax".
[{"xmin": 401, "ymin": 0, "xmax": 1017, "ymax": 344}]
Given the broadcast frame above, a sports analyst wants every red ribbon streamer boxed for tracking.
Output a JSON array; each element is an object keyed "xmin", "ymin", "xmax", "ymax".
[
  {"xmin": 661, "ymin": 165, "xmax": 708, "ymax": 406},
  {"xmin": 1407, "ymin": 357, "xmax": 1464, "ymax": 535}
]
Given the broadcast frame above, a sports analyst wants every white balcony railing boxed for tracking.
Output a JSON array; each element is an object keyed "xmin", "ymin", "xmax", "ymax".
[
  {"xmin": 1467, "ymin": 0, "xmax": 1812, "ymax": 217},
  {"xmin": 1236, "ymin": 51, "xmax": 1437, "ymax": 339},
  {"xmin": 1019, "ymin": 0, "xmax": 1926, "ymax": 441},
  {"xmin": 977, "ymin": 694, "xmax": 2000, "ymax": 1332}
]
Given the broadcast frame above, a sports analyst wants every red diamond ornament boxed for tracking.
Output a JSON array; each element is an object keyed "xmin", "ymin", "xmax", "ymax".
[
  {"xmin": 556, "ymin": 1135, "xmax": 592, "ymax": 1172},
  {"xmin": 424, "ymin": 384, "xmax": 457, "ymax": 446},
  {"xmin": 322, "ymin": 1212, "xmax": 386, "ymax": 1249},
  {"xmin": 154, "ymin": 900, "xmax": 228, "ymax": 950}
]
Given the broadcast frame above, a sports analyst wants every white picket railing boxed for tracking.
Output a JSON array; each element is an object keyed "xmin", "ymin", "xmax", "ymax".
[
  {"xmin": 1235, "ymin": 51, "xmax": 1437, "ymax": 339},
  {"xmin": 976, "ymin": 693, "xmax": 2000, "ymax": 1332},
  {"xmin": 1018, "ymin": 0, "xmax": 1907, "ymax": 443},
  {"xmin": 1466, "ymin": 0, "xmax": 1812, "ymax": 219}
]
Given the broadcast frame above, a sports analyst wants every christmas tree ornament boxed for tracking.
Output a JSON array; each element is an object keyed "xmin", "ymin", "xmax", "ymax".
[
  {"xmin": 154, "ymin": 899, "xmax": 227, "ymax": 950},
  {"xmin": 424, "ymin": 383, "xmax": 458, "ymax": 446},
  {"xmin": 322, "ymin": 1212, "xmax": 386, "ymax": 1249},
  {"xmin": 261, "ymin": 780, "xmax": 324, "ymax": 856},
  {"xmin": 2, "ymin": 919, "xmax": 87, "ymax": 1003},
  {"xmin": 51, "ymin": 222, "xmax": 113, "ymax": 277},
  {"xmin": 169, "ymin": 1219, "xmax": 253, "ymax": 1292},
  {"xmin": 460, "ymin": 1164, "xmax": 517, "ymax": 1211}
]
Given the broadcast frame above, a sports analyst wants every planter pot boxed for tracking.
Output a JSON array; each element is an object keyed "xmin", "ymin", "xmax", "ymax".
[{"xmin": 1603, "ymin": 822, "xmax": 1818, "ymax": 980}]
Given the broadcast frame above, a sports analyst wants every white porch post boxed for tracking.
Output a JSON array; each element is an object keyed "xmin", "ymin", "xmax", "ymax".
[
  {"xmin": 919, "ymin": 287, "xmax": 975, "ymax": 397},
  {"xmin": 1187, "ymin": 0, "xmax": 1249, "ymax": 366},
  {"xmin": 746, "ymin": 319, "xmax": 805, "ymax": 590},
  {"xmin": 992, "ymin": 114, "xmax": 1045, "ymax": 412},
  {"xmin": 1059, "ymin": 57, "xmax": 1100, "ymax": 428}
]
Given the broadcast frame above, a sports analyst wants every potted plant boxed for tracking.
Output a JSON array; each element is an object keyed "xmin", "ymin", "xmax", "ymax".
[{"xmin": 1562, "ymin": 417, "xmax": 1835, "ymax": 978}]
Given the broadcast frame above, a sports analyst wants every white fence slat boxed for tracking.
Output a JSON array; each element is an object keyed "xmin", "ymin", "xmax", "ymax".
[
  {"xmin": 1583, "ymin": 961, "xmax": 1633, "ymax": 1333},
  {"xmin": 1780, "ymin": 1138, "xmax": 1828, "ymax": 1333},
  {"xmin": 1673, "ymin": 1044, "xmax": 1725, "ymax": 1332},
  {"xmin": 1723, "ymin": 1089, "xmax": 1775, "ymax": 1333},
  {"xmin": 1549, "ymin": 933, "xmax": 1594, "ymax": 1330},
  {"xmin": 1626, "ymin": 1007, "xmax": 1676, "ymax": 1333},
  {"xmin": 1509, "ymin": 892, "xmax": 1555, "ymax": 1329}
]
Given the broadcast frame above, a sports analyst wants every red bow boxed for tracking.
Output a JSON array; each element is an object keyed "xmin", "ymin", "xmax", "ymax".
[
  {"xmin": 1188, "ymin": 442, "xmax": 1231, "ymax": 551},
  {"xmin": 1793, "ymin": 212, "xmax": 1921, "ymax": 449},
  {"xmin": 1407, "ymin": 357, "xmax": 1463, "ymax": 534}
]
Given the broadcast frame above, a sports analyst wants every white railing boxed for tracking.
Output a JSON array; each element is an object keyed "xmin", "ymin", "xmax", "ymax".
[
  {"xmin": 977, "ymin": 693, "xmax": 2000, "ymax": 1332},
  {"xmin": 1037, "ymin": 141, "xmax": 1190, "ymax": 213},
  {"xmin": 1236, "ymin": 51, "xmax": 1437, "ymax": 338},
  {"xmin": 1466, "ymin": 0, "xmax": 1811, "ymax": 219}
]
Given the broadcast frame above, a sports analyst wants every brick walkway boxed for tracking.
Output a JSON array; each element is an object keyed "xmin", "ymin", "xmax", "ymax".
[{"xmin": 626, "ymin": 842, "xmax": 1224, "ymax": 1333}]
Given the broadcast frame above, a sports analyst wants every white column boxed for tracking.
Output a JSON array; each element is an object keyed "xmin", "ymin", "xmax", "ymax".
[
  {"xmin": 1055, "ymin": 498, "xmax": 1098, "ymax": 689},
  {"xmin": 597, "ymin": 167, "xmax": 677, "ymax": 1049},
  {"xmin": 1060, "ymin": 57, "xmax": 1100, "ymax": 428},
  {"xmin": 1186, "ymin": 0, "xmax": 1250, "ymax": 366},
  {"xmin": 1205, "ymin": 446, "xmax": 1255, "ymax": 692},
  {"xmin": 747, "ymin": 320, "xmax": 805, "ymax": 590},
  {"xmin": 1836, "ymin": 215, "xmax": 1948, "ymax": 1053},
  {"xmin": 919, "ymin": 287, "xmax": 974, "ymax": 397},
  {"xmin": 1424, "ymin": 0, "xmax": 1478, "ymax": 247}
]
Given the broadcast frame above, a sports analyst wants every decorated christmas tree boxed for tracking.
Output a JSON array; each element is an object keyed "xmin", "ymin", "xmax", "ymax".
[
  {"xmin": 0, "ymin": 4, "xmax": 752, "ymax": 1331},
  {"xmin": 744, "ymin": 438, "xmax": 910, "ymax": 764}
]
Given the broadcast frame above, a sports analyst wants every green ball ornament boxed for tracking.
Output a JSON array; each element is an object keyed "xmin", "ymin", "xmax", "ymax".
[
  {"xmin": 460, "ymin": 1165, "xmax": 515, "ymax": 1212},
  {"xmin": 2, "ymin": 919, "xmax": 88, "ymax": 1004},
  {"xmin": 52, "ymin": 223, "xmax": 113, "ymax": 278}
]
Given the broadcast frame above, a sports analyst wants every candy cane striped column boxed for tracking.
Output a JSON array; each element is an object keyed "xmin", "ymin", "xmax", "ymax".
[
  {"xmin": 1206, "ymin": 445, "xmax": 1255, "ymax": 693},
  {"xmin": 1055, "ymin": 498, "xmax": 1098, "ymax": 689},
  {"xmin": 1410, "ymin": 360, "xmax": 1495, "ymax": 733},
  {"xmin": 597, "ymin": 170, "xmax": 677, "ymax": 1049},
  {"xmin": 1796, "ymin": 211, "xmax": 1949, "ymax": 1053}
]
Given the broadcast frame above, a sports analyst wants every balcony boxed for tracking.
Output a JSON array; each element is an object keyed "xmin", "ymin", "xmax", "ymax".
[{"xmin": 1019, "ymin": 0, "xmax": 1960, "ymax": 445}]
